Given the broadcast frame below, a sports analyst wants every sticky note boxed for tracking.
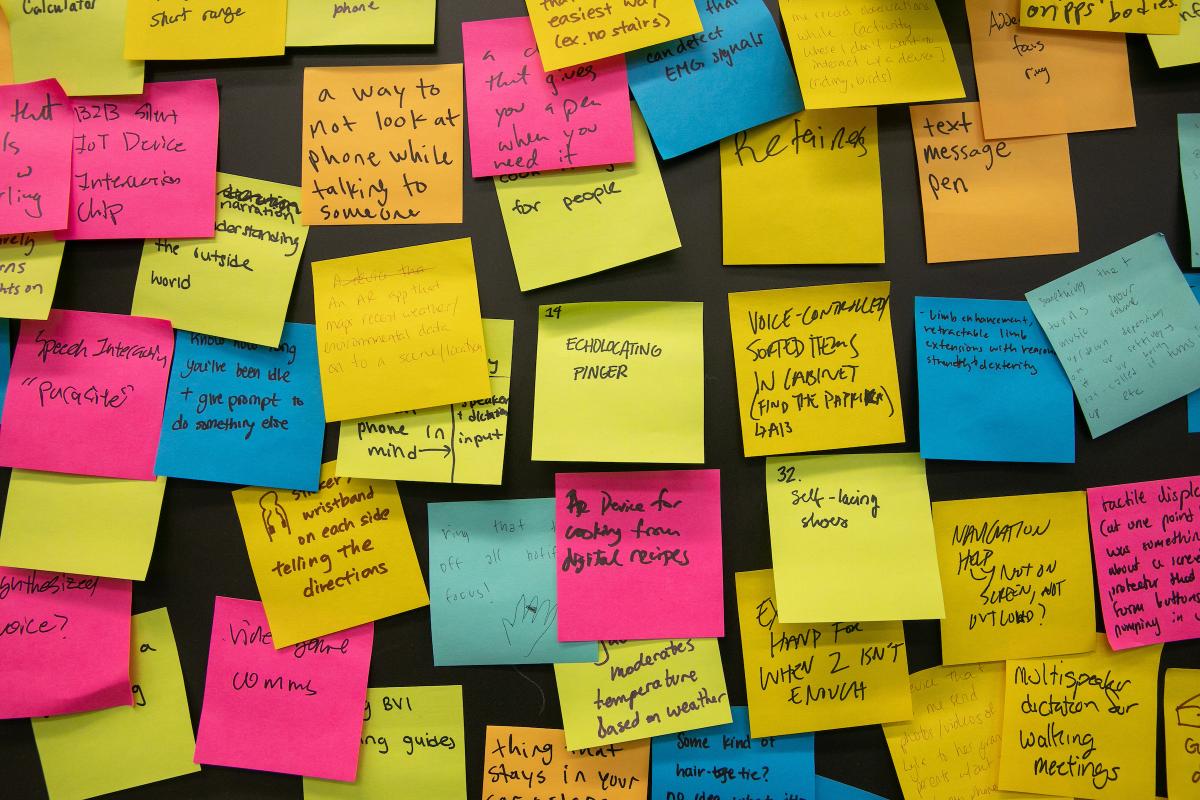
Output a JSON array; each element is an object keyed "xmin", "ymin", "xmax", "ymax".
[
  {"xmin": 1189, "ymin": 275, "xmax": 1200, "ymax": 432},
  {"xmin": 0, "ymin": 319, "xmax": 8, "ymax": 416},
  {"xmin": 336, "ymin": 318, "xmax": 513, "ymax": 486},
  {"xmin": 124, "ymin": 0, "xmax": 286, "ymax": 60},
  {"xmin": 286, "ymin": 0, "xmax": 436, "ymax": 46},
  {"xmin": 816, "ymin": 777, "xmax": 886, "ymax": 800},
  {"xmin": 966, "ymin": 0, "xmax": 1135, "ymax": 138},
  {"xmin": 64, "ymin": 79, "xmax": 219, "ymax": 240},
  {"xmin": 232, "ymin": 462, "xmax": 428, "ymax": 648},
  {"xmin": 1027, "ymin": 233, "xmax": 1200, "ymax": 436},
  {"xmin": 1020, "ymin": 0, "xmax": 1179, "ymax": 33},
  {"xmin": 627, "ymin": 0, "xmax": 803, "ymax": 160},
  {"xmin": 0, "ymin": 310, "xmax": 173, "ymax": 480},
  {"xmin": 556, "ymin": 469, "xmax": 723, "ymax": 640},
  {"xmin": 998, "ymin": 635, "xmax": 1160, "ymax": 799},
  {"xmin": 155, "ymin": 325, "xmax": 325, "ymax": 490},
  {"xmin": 728, "ymin": 282, "xmax": 904, "ymax": 456},
  {"xmin": 312, "ymin": 238, "xmax": 490, "ymax": 421},
  {"xmin": 525, "ymin": 0, "xmax": 703, "ymax": 72},
  {"xmin": 0, "ymin": 470, "xmax": 166, "ymax": 580},
  {"xmin": 911, "ymin": 101, "xmax": 1078, "ymax": 263},
  {"xmin": 31, "ymin": 608, "xmax": 199, "ymax": 800},
  {"xmin": 0, "ymin": 8, "xmax": 13, "ymax": 84},
  {"xmin": 650, "ymin": 707, "xmax": 816, "ymax": 800},
  {"xmin": 533, "ymin": 301, "xmax": 704, "ymax": 463},
  {"xmin": 482, "ymin": 726, "xmax": 649, "ymax": 798},
  {"xmin": 1165, "ymin": 669, "xmax": 1200, "ymax": 800},
  {"xmin": 0, "ymin": 234, "xmax": 63, "ymax": 319},
  {"xmin": 0, "ymin": 80, "xmax": 71, "ymax": 232},
  {"xmin": 1182, "ymin": 115, "xmax": 1200, "ymax": 268},
  {"xmin": 779, "ymin": 0, "xmax": 963, "ymax": 108},
  {"xmin": 1, "ymin": 0, "xmax": 143, "ymax": 96},
  {"xmin": 915, "ymin": 296, "xmax": 1075, "ymax": 463},
  {"xmin": 766, "ymin": 453, "xmax": 943, "ymax": 623},
  {"xmin": 132, "ymin": 173, "xmax": 309, "ymax": 347},
  {"xmin": 0, "ymin": 566, "xmax": 131, "ymax": 719},
  {"xmin": 494, "ymin": 104, "xmax": 680, "ymax": 291},
  {"xmin": 554, "ymin": 639, "xmax": 731, "ymax": 749},
  {"xmin": 194, "ymin": 597, "xmax": 373, "ymax": 780},
  {"xmin": 428, "ymin": 498, "xmax": 596, "ymax": 666},
  {"xmin": 463, "ymin": 16, "xmax": 633, "ymax": 177},
  {"xmin": 1150, "ymin": 7, "xmax": 1200, "ymax": 66},
  {"xmin": 734, "ymin": 569, "xmax": 911, "ymax": 737},
  {"xmin": 720, "ymin": 108, "xmax": 883, "ymax": 265},
  {"xmin": 301, "ymin": 65, "xmax": 463, "ymax": 225}
]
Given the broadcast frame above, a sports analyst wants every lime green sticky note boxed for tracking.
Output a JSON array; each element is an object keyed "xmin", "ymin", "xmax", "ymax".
[
  {"xmin": 303, "ymin": 685, "xmax": 466, "ymax": 800},
  {"xmin": 32, "ymin": 608, "xmax": 199, "ymax": 800},
  {"xmin": 1150, "ymin": 12, "xmax": 1200, "ymax": 67},
  {"xmin": 0, "ymin": 234, "xmax": 63, "ymax": 320},
  {"xmin": 286, "ymin": 0, "xmax": 436, "ymax": 46},
  {"xmin": 0, "ymin": 470, "xmax": 166, "ymax": 580}
]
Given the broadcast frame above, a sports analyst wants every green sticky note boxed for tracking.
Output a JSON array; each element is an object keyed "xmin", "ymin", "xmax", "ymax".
[
  {"xmin": 285, "ymin": 0, "xmax": 436, "ymax": 46},
  {"xmin": 32, "ymin": 609, "xmax": 200, "ymax": 800},
  {"xmin": 1150, "ymin": 10, "xmax": 1200, "ymax": 68}
]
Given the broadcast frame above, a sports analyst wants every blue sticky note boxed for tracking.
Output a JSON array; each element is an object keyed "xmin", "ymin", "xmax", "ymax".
[
  {"xmin": 915, "ymin": 297, "xmax": 1074, "ymax": 463},
  {"xmin": 155, "ymin": 323, "xmax": 325, "ymax": 490},
  {"xmin": 428, "ymin": 498, "xmax": 597, "ymax": 666},
  {"xmin": 1181, "ymin": 114, "xmax": 1200, "ymax": 268},
  {"xmin": 650, "ymin": 706, "xmax": 815, "ymax": 800},
  {"xmin": 627, "ymin": 0, "xmax": 803, "ymax": 159},
  {"xmin": 1189, "ymin": 274, "xmax": 1200, "ymax": 433},
  {"xmin": 0, "ymin": 320, "xmax": 9, "ymax": 419},
  {"xmin": 815, "ymin": 776, "xmax": 885, "ymax": 800}
]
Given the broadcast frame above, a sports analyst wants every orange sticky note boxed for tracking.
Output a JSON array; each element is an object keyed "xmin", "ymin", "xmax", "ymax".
[{"xmin": 0, "ymin": 8, "xmax": 12, "ymax": 85}]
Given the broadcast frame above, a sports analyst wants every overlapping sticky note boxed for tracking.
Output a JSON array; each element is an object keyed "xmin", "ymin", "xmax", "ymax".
[
  {"xmin": 31, "ymin": 608, "xmax": 199, "ymax": 800},
  {"xmin": 0, "ymin": 8, "xmax": 12, "ymax": 84},
  {"xmin": 525, "ymin": 0, "xmax": 703, "ymax": 71},
  {"xmin": 495, "ymin": 105, "xmax": 680, "ymax": 290},
  {"xmin": 0, "ymin": 234, "xmax": 64, "ymax": 319},
  {"xmin": 728, "ymin": 282, "xmax": 903, "ymax": 456},
  {"xmin": 915, "ymin": 296, "xmax": 1075, "ymax": 462},
  {"xmin": 482, "ymin": 726, "xmax": 649, "ymax": 799},
  {"xmin": 1150, "ymin": 10, "xmax": 1200, "ymax": 66},
  {"xmin": 336, "ymin": 318, "xmax": 513, "ymax": 486},
  {"xmin": 1020, "ymin": 0, "xmax": 1178, "ymax": 33},
  {"xmin": 286, "ymin": 0, "xmax": 436, "ymax": 46},
  {"xmin": 816, "ymin": 778, "xmax": 886, "ymax": 800},
  {"xmin": 627, "ymin": 0, "xmax": 803, "ymax": 159},
  {"xmin": 124, "ymin": 0, "xmax": 286, "ymax": 59},
  {"xmin": 0, "ymin": 80, "xmax": 71, "ymax": 233},
  {"xmin": 1189, "ymin": 274, "xmax": 1200, "ymax": 432},
  {"xmin": 194, "ymin": 596, "xmax": 373, "ymax": 781},
  {"xmin": 532, "ymin": 301, "xmax": 704, "ymax": 463},
  {"xmin": 1183, "ymin": 114, "xmax": 1200, "ymax": 267},
  {"xmin": 721, "ymin": 108, "xmax": 882, "ymax": 265},
  {"xmin": 1165, "ymin": 669, "xmax": 1200, "ymax": 800},
  {"xmin": 0, "ymin": 319, "xmax": 8, "ymax": 416},
  {"xmin": 1028, "ymin": 233, "xmax": 1200, "ymax": 436}
]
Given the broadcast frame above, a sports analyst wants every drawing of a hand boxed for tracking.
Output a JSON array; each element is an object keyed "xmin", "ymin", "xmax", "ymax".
[
  {"xmin": 259, "ymin": 491, "xmax": 291, "ymax": 544},
  {"xmin": 500, "ymin": 594, "xmax": 557, "ymax": 658}
]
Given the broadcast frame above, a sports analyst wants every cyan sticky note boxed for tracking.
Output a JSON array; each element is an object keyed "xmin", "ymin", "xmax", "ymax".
[
  {"xmin": 0, "ymin": 320, "xmax": 9, "ymax": 419},
  {"xmin": 650, "ymin": 706, "xmax": 815, "ymax": 800},
  {"xmin": 155, "ymin": 323, "xmax": 325, "ymax": 490},
  {"xmin": 627, "ymin": 0, "xmax": 803, "ymax": 159},
  {"xmin": 816, "ymin": 776, "xmax": 885, "ymax": 800},
  {"xmin": 428, "ymin": 498, "xmax": 597, "ymax": 667},
  {"xmin": 1189, "ymin": 274, "xmax": 1200, "ymax": 433},
  {"xmin": 915, "ymin": 297, "xmax": 1074, "ymax": 463},
  {"xmin": 1181, "ymin": 114, "xmax": 1200, "ymax": 268}
]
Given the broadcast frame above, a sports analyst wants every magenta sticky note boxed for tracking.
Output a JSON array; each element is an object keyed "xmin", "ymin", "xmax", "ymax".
[
  {"xmin": 0, "ymin": 309, "xmax": 174, "ymax": 480},
  {"xmin": 193, "ymin": 596, "xmax": 373, "ymax": 781},
  {"xmin": 462, "ymin": 16, "xmax": 634, "ymax": 178},
  {"xmin": 555, "ymin": 469, "xmax": 724, "ymax": 641},
  {"xmin": 0, "ymin": 80, "xmax": 72, "ymax": 233},
  {"xmin": 1089, "ymin": 476, "xmax": 1200, "ymax": 650},
  {"xmin": 0, "ymin": 566, "xmax": 132, "ymax": 719},
  {"xmin": 63, "ymin": 79, "xmax": 218, "ymax": 240}
]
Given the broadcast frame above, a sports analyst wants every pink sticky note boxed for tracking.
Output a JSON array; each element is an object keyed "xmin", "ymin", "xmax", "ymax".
[
  {"xmin": 63, "ymin": 79, "xmax": 218, "ymax": 239},
  {"xmin": 194, "ymin": 596, "xmax": 373, "ymax": 781},
  {"xmin": 0, "ymin": 80, "xmax": 72, "ymax": 233},
  {"xmin": 555, "ymin": 469, "xmax": 723, "ymax": 641},
  {"xmin": 1089, "ymin": 476, "xmax": 1200, "ymax": 650},
  {"xmin": 0, "ymin": 567, "xmax": 132, "ymax": 719},
  {"xmin": 0, "ymin": 309, "xmax": 174, "ymax": 480},
  {"xmin": 462, "ymin": 16, "xmax": 634, "ymax": 178}
]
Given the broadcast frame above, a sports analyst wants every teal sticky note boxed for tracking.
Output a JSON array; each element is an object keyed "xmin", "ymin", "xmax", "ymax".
[
  {"xmin": 1027, "ymin": 233, "xmax": 1200, "ymax": 437},
  {"xmin": 816, "ymin": 776, "xmax": 885, "ymax": 800},
  {"xmin": 427, "ymin": 498, "xmax": 597, "ymax": 666},
  {"xmin": 1189, "ymin": 274, "xmax": 1200, "ymax": 433},
  {"xmin": 1181, "ymin": 114, "xmax": 1200, "ymax": 268}
]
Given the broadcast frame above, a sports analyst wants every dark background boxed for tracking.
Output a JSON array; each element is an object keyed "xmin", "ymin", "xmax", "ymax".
[{"xmin": 2, "ymin": 1, "xmax": 1199, "ymax": 797}]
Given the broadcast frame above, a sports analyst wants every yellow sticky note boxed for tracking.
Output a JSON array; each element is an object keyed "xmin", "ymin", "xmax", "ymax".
[
  {"xmin": 132, "ymin": 173, "xmax": 308, "ymax": 347},
  {"xmin": 336, "ymin": 319, "xmax": 513, "ymax": 485},
  {"xmin": 1021, "ymin": 0, "xmax": 1179, "ymax": 33},
  {"xmin": 1165, "ymin": 669, "xmax": 1200, "ymax": 799},
  {"xmin": 554, "ymin": 639, "xmax": 731, "ymax": 750},
  {"xmin": 0, "ymin": 470, "xmax": 166, "ymax": 580},
  {"xmin": 312, "ymin": 238, "xmax": 490, "ymax": 422},
  {"xmin": 911, "ymin": 101, "xmax": 1078, "ymax": 264},
  {"xmin": 735, "ymin": 569, "xmax": 912, "ymax": 737},
  {"xmin": 31, "ymin": 608, "xmax": 199, "ymax": 800},
  {"xmin": 721, "ymin": 108, "xmax": 882, "ymax": 265},
  {"xmin": 495, "ymin": 105, "xmax": 680, "ymax": 290},
  {"xmin": 766, "ymin": 453, "xmax": 944, "ymax": 622},
  {"xmin": 728, "ymin": 282, "xmax": 904, "ymax": 457},
  {"xmin": 779, "ymin": 0, "xmax": 963, "ymax": 108},
  {"xmin": 532, "ymin": 301, "xmax": 704, "ymax": 464},
  {"xmin": 999, "ymin": 634, "xmax": 1161, "ymax": 799},
  {"xmin": 301, "ymin": 65, "xmax": 463, "ymax": 225},
  {"xmin": 1150, "ymin": 8, "xmax": 1200, "ymax": 66},
  {"xmin": 481, "ymin": 727, "xmax": 648, "ymax": 799},
  {"xmin": 1, "ymin": 0, "xmax": 143, "ymax": 96},
  {"xmin": 232, "ymin": 461, "xmax": 430, "ymax": 648},
  {"xmin": 0, "ymin": 233, "xmax": 63, "ymax": 319},
  {"xmin": 304, "ymin": 686, "xmax": 466, "ymax": 800},
  {"xmin": 124, "ymin": 0, "xmax": 286, "ymax": 59},
  {"xmin": 526, "ymin": 0, "xmax": 703, "ymax": 71},
  {"xmin": 286, "ymin": 0, "xmax": 436, "ymax": 46},
  {"xmin": 932, "ymin": 492, "xmax": 1096, "ymax": 665}
]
